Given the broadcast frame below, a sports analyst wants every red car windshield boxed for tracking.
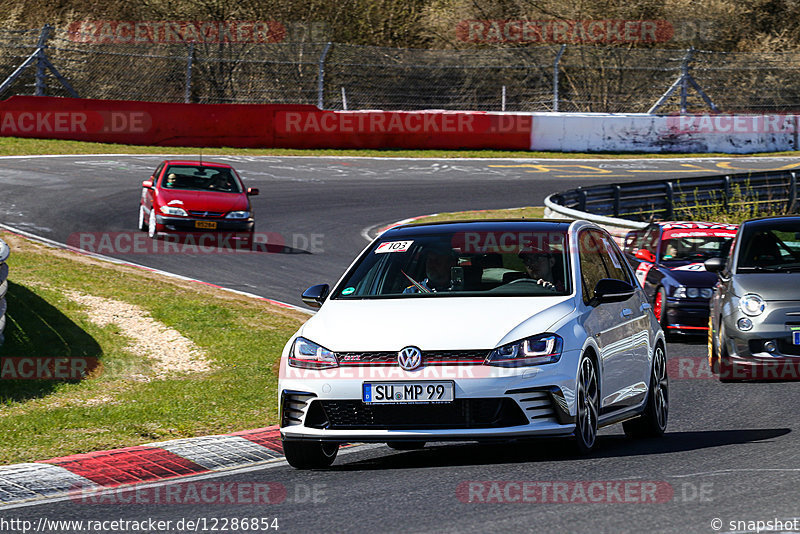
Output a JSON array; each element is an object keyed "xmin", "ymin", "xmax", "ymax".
[{"xmin": 162, "ymin": 165, "xmax": 242, "ymax": 193}]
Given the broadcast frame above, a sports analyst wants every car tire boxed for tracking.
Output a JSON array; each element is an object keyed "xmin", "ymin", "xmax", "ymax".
[
  {"xmin": 717, "ymin": 326, "xmax": 736, "ymax": 383},
  {"xmin": 572, "ymin": 354, "xmax": 599, "ymax": 454},
  {"xmin": 283, "ymin": 441, "xmax": 339, "ymax": 469},
  {"xmin": 708, "ymin": 316, "xmax": 720, "ymax": 374},
  {"xmin": 147, "ymin": 209, "xmax": 161, "ymax": 239},
  {"xmin": 623, "ymin": 343, "xmax": 668, "ymax": 438},
  {"xmin": 387, "ymin": 441, "xmax": 426, "ymax": 451},
  {"xmin": 138, "ymin": 205, "xmax": 148, "ymax": 231}
]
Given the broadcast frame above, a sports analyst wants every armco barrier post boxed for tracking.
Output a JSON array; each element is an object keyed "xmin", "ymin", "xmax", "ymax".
[
  {"xmin": 664, "ymin": 182, "xmax": 674, "ymax": 220},
  {"xmin": 0, "ymin": 237, "xmax": 9, "ymax": 346},
  {"xmin": 789, "ymin": 172, "xmax": 797, "ymax": 213}
]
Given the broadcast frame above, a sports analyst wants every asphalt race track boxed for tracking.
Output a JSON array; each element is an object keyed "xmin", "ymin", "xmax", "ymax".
[{"xmin": 2, "ymin": 155, "xmax": 800, "ymax": 533}]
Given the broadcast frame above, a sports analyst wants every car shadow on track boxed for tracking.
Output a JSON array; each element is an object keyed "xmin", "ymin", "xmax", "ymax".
[{"xmin": 331, "ymin": 428, "xmax": 790, "ymax": 471}]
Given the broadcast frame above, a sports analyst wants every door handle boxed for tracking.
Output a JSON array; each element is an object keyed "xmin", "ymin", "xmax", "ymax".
[{"xmin": 621, "ymin": 308, "xmax": 633, "ymax": 318}]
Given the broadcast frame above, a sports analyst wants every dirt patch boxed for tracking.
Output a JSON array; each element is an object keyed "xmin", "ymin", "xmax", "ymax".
[{"xmin": 64, "ymin": 290, "xmax": 213, "ymax": 379}]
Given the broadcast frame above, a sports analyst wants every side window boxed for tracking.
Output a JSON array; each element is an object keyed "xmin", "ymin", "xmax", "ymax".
[
  {"xmin": 598, "ymin": 233, "xmax": 634, "ymax": 285},
  {"xmin": 152, "ymin": 162, "xmax": 165, "ymax": 184},
  {"xmin": 579, "ymin": 230, "xmax": 608, "ymax": 304},
  {"xmin": 579, "ymin": 230, "xmax": 633, "ymax": 304},
  {"xmin": 641, "ymin": 225, "xmax": 660, "ymax": 255}
]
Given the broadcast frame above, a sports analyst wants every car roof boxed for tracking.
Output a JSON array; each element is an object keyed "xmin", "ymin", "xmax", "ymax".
[
  {"xmin": 656, "ymin": 221, "xmax": 739, "ymax": 231},
  {"xmin": 383, "ymin": 219, "xmax": 574, "ymax": 238},
  {"xmin": 741, "ymin": 215, "xmax": 800, "ymax": 226},
  {"xmin": 163, "ymin": 160, "xmax": 234, "ymax": 169}
]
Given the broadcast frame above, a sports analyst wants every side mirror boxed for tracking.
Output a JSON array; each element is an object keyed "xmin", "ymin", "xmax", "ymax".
[
  {"xmin": 592, "ymin": 278, "xmax": 635, "ymax": 305},
  {"xmin": 247, "ymin": 187, "xmax": 260, "ymax": 196},
  {"xmin": 634, "ymin": 249, "xmax": 656, "ymax": 263},
  {"xmin": 142, "ymin": 180, "xmax": 154, "ymax": 189},
  {"xmin": 703, "ymin": 257, "xmax": 725, "ymax": 273},
  {"xmin": 301, "ymin": 284, "xmax": 330, "ymax": 308}
]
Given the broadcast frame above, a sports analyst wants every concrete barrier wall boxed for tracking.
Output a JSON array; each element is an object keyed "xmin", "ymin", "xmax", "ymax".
[
  {"xmin": 529, "ymin": 112, "xmax": 800, "ymax": 153},
  {"xmin": 2, "ymin": 96, "xmax": 798, "ymax": 153}
]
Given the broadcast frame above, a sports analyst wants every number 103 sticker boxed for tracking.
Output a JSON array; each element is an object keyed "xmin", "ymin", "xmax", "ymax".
[{"xmin": 375, "ymin": 240, "xmax": 414, "ymax": 253}]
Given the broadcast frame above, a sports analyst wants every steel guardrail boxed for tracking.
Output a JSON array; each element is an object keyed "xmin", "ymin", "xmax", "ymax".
[
  {"xmin": 546, "ymin": 169, "xmax": 798, "ymax": 223},
  {"xmin": 0, "ymin": 237, "xmax": 8, "ymax": 346}
]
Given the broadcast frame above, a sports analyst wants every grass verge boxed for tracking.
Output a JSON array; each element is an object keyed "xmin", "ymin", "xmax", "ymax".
[
  {"xmin": 2, "ymin": 137, "xmax": 800, "ymax": 159},
  {"xmin": 0, "ymin": 231, "xmax": 307, "ymax": 464},
  {"xmin": 408, "ymin": 206, "xmax": 547, "ymax": 225}
]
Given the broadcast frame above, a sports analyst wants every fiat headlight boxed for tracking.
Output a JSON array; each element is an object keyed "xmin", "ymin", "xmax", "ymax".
[{"xmin": 739, "ymin": 294, "xmax": 766, "ymax": 317}]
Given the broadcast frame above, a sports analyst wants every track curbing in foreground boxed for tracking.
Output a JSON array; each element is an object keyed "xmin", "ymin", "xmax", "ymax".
[{"xmin": 0, "ymin": 426, "xmax": 283, "ymax": 507}]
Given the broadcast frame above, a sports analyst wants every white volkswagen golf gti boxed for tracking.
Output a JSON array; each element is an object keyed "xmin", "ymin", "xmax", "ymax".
[{"xmin": 279, "ymin": 220, "xmax": 668, "ymax": 468}]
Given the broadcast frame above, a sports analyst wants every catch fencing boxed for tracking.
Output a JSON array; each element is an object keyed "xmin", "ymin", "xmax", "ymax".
[{"xmin": 3, "ymin": 25, "xmax": 800, "ymax": 113}]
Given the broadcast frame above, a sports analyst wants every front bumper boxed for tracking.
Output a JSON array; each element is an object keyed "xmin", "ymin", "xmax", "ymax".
[
  {"xmin": 665, "ymin": 297, "xmax": 709, "ymax": 333},
  {"xmin": 279, "ymin": 357, "xmax": 579, "ymax": 442},
  {"xmin": 156, "ymin": 214, "xmax": 254, "ymax": 232},
  {"xmin": 720, "ymin": 302, "xmax": 800, "ymax": 379}
]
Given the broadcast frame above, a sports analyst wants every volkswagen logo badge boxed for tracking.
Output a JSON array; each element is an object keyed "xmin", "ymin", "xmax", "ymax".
[{"xmin": 397, "ymin": 346, "xmax": 422, "ymax": 371}]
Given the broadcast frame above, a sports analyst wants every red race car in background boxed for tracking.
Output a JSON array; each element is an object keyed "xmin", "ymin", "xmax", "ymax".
[
  {"xmin": 138, "ymin": 160, "xmax": 258, "ymax": 239},
  {"xmin": 623, "ymin": 221, "xmax": 738, "ymax": 335}
]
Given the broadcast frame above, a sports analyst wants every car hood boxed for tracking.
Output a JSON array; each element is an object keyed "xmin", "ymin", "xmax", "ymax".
[
  {"xmin": 157, "ymin": 189, "xmax": 248, "ymax": 213},
  {"xmin": 299, "ymin": 296, "xmax": 575, "ymax": 352},
  {"xmin": 731, "ymin": 273, "xmax": 800, "ymax": 301},
  {"xmin": 660, "ymin": 262, "xmax": 718, "ymax": 286}
]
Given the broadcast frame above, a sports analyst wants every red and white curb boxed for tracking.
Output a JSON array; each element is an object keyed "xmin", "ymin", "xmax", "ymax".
[{"xmin": 0, "ymin": 426, "xmax": 282, "ymax": 506}]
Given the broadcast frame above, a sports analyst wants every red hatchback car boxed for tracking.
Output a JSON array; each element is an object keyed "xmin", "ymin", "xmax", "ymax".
[{"xmin": 138, "ymin": 160, "xmax": 258, "ymax": 239}]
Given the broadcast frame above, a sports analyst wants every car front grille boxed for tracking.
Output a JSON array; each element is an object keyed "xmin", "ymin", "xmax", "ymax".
[
  {"xmin": 188, "ymin": 210, "xmax": 224, "ymax": 217},
  {"xmin": 305, "ymin": 398, "xmax": 527, "ymax": 430},
  {"xmin": 337, "ymin": 350, "xmax": 489, "ymax": 366}
]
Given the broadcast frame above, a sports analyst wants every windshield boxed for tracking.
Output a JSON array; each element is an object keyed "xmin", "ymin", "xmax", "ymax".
[
  {"xmin": 737, "ymin": 221, "xmax": 800, "ymax": 272},
  {"xmin": 162, "ymin": 165, "xmax": 242, "ymax": 193},
  {"xmin": 659, "ymin": 231, "xmax": 734, "ymax": 262},
  {"xmin": 333, "ymin": 230, "xmax": 571, "ymax": 299}
]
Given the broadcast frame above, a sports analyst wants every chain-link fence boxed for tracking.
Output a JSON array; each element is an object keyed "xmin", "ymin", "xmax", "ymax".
[{"xmin": 3, "ymin": 25, "xmax": 800, "ymax": 113}]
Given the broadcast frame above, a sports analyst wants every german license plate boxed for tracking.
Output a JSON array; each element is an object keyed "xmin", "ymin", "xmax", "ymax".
[
  {"xmin": 362, "ymin": 381, "xmax": 454, "ymax": 404},
  {"xmin": 793, "ymin": 331, "xmax": 800, "ymax": 345},
  {"xmin": 195, "ymin": 220, "xmax": 217, "ymax": 229}
]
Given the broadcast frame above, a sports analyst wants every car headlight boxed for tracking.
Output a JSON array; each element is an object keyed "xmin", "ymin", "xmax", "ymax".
[
  {"xmin": 289, "ymin": 337, "xmax": 338, "ymax": 369},
  {"xmin": 225, "ymin": 211, "xmax": 251, "ymax": 219},
  {"xmin": 739, "ymin": 293, "xmax": 766, "ymax": 316},
  {"xmin": 159, "ymin": 206, "xmax": 187, "ymax": 216},
  {"xmin": 486, "ymin": 334, "xmax": 563, "ymax": 367},
  {"xmin": 701, "ymin": 288, "xmax": 713, "ymax": 299},
  {"xmin": 673, "ymin": 286, "xmax": 687, "ymax": 298}
]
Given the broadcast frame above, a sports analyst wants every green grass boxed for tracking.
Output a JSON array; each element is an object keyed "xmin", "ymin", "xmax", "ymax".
[
  {"xmin": 408, "ymin": 206, "xmax": 547, "ymax": 224},
  {"xmin": 2, "ymin": 136, "xmax": 800, "ymax": 159},
  {"xmin": 0, "ymin": 232, "xmax": 307, "ymax": 464}
]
